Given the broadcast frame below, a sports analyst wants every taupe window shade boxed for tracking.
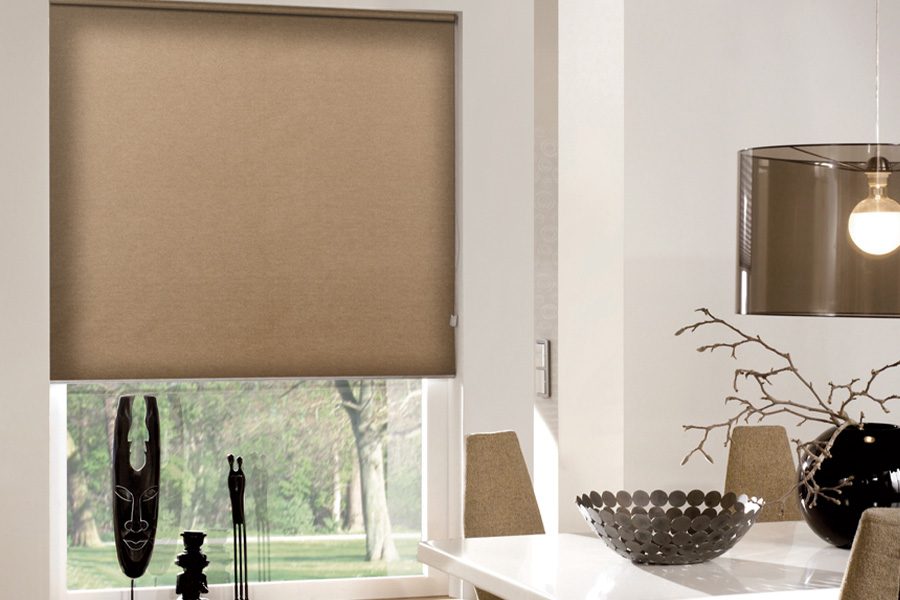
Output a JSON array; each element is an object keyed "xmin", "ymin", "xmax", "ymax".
[{"xmin": 50, "ymin": 1, "xmax": 456, "ymax": 381}]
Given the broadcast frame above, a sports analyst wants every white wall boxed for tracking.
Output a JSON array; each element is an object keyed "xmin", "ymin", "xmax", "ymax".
[
  {"xmin": 450, "ymin": 0, "xmax": 535, "ymax": 464},
  {"xmin": 558, "ymin": 0, "xmax": 625, "ymax": 533},
  {"xmin": 556, "ymin": 0, "xmax": 900, "ymax": 533},
  {"xmin": 1, "ymin": 0, "xmax": 534, "ymax": 595},
  {"xmin": 0, "ymin": 1, "xmax": 51, "ymax": 598},
  {"xmin": 623, "ymin": 0, "xmax": 900, "ymax": 491},
  {"xmin": 534, "ymin": 0, "xmax": 559, "ymax": 533}
]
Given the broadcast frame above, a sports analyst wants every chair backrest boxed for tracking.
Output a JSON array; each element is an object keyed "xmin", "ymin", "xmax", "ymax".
[
  {"xmin": 464, "ymin": 430, "xmax": 545, "ymax": 539},
  {"xmin": 839, "ymin": 507, "xmax": 900, "ymax": 600},
  {"xmin": 464, "ymin": 431, "xmax": 544, "ymax": 600},
  {"xmin": 724, "ymin": 425, "xmax": 801, "ymax": 522}
]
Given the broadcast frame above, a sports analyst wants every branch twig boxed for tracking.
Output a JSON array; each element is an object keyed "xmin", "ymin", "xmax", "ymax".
[{"xmin": 676, "ymin": 308, "xmax": 898, "ymax": 506}]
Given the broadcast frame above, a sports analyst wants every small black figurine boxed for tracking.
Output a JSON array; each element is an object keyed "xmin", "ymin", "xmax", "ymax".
[
  {"xmin": 112, "ymin": 395, "xmax": 161, "ymax": 597},
  {"xmin": 227, "ymin": 454, "xmax": 249, "ymax": 600},
  {"xmin": 175, "ymin": 531, "xmax": 209, "ymax": 600}
]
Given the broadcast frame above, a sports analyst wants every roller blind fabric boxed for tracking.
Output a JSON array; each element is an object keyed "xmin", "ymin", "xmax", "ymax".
[{"xmin": 50, "ymin": 2, "xmax": 456, "ymax": 381}]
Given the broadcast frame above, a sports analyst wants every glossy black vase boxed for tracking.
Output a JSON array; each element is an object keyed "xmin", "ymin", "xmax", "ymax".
[{"xmin": 799, "ymin": 423, "xmax": 900, "ymax": 548}]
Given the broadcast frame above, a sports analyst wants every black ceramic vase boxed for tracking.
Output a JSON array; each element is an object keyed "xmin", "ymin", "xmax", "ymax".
[{"xmin": 799, "ymin": 423, "xmax": 900, "ymax": 548}]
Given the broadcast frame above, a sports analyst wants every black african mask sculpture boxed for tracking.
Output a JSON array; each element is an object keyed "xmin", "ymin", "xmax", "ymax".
[{"xmin": 112, "ymin": 395, "xmax": 161, "ymax": 582}]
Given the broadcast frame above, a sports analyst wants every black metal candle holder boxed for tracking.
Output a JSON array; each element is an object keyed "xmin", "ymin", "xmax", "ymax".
[{"xmin": 175, "ymin": 530, "xmax": 209, "ymax": 600}]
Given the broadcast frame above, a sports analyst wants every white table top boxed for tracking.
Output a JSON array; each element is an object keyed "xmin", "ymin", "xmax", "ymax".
[{"xmin": 417, "ymin": 522, "xmax": 849, "ymax": 600}]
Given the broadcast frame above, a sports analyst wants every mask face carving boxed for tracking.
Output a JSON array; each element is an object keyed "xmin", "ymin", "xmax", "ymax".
[{"xmin": 112, "ymin": 395, "xmax": 161, "ymax": 579}]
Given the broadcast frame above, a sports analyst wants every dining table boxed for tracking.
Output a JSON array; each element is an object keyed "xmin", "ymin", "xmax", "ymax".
[{"xmin": 417, "ymin": 521, "xmax": 851, "ymax": 599}]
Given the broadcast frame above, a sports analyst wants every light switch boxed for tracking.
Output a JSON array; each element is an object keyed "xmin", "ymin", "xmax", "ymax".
[
  {"xmin": 535, "ymin": 369, "xmax": 548, "ymax": 397},
  {"xmin": 535, "ymin": 339, "xmax": 550, "ymax": 398},
  {"xmin": 535, "ymin": 339, "xmax": 548, "ymax": 368}
]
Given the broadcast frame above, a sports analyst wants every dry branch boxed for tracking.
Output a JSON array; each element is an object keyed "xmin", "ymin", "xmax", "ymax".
[{"xmin": 677, "ymin": 307, "xmax": 900, "ymax": 506}]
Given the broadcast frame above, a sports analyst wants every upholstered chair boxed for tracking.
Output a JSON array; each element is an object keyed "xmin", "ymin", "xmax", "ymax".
[
  {"xmin": 724, "ymin": 425, "xmax": 802, "ymax": 522},
  {"xmin": 838, "ymin": 507, "xmax": 900, "ymax": 600},
  {"xmin": 464, "ymin": 431, "xmax": 544, "ymax": 600}
]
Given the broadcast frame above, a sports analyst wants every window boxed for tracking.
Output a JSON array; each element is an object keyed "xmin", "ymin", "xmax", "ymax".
[
  {"xmin": 3, "ymin": 2, "xmax": 534, "ymax": 600},
  {"xmin": 58, "ymin": 379, "xmax": 450, "ymax": 599},
  {"xmin": 50, "ymin": 4, "xmax": 457, "ymax": 597}
]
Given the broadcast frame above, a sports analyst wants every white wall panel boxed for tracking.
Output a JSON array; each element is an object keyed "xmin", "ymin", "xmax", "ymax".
[{"xmin": 558, "ymin": 0, "xmax": 625, "ymax": 532}]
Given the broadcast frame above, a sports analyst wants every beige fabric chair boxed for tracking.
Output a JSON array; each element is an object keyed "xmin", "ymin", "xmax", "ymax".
[
  {"xmin": 838, "ymin": 507, "xmax": 900, "ymax": 600},
  {"xmin": 724, "ymin": 425, "xmax": 802, "ymax": 522},
  {"xmin": 464, "ymin": 431, "xmax": 544, "ymax": 600}
]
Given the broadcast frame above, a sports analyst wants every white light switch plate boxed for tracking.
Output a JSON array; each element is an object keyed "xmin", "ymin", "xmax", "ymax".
[{"xmin": 535, "ymin": 339, "xmax": 550, "ymax": 398}]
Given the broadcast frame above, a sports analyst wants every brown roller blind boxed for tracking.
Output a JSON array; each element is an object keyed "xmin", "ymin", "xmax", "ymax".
[{"xmin": 50, "ymin": 2, "xmax": 456, "ymax": 381}]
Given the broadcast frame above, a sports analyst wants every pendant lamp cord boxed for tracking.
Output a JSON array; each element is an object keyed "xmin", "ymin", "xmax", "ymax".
[{"xmin": 876, "ymin": 0, "xmax": 881, "ymax": 148}]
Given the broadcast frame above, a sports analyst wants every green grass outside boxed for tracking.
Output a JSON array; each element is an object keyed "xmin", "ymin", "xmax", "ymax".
[{"xmin": 67, "ymin": 537, "xmax": 423, "ymax": 591}]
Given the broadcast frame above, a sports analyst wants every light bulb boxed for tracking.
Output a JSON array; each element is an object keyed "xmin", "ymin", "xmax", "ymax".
[{"xmin": 849, "ymin": 162, "xmax": 900, "ymax": 256}]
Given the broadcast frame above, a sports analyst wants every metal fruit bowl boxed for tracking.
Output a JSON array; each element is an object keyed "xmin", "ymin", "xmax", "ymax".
[{"xmin": 575, "ymin": 489, "xmax": 763, "ymax": 565}]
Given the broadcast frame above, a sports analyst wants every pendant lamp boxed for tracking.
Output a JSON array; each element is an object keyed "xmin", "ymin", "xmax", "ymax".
[{"xmin": 738, "ymin": 1, "xmax": 900, "ymax": 317}]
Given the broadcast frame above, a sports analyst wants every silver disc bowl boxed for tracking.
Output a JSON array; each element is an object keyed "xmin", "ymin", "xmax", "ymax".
[{"xmin": 575, "ymin": 489, "xmax": 763, "ymax": 565}]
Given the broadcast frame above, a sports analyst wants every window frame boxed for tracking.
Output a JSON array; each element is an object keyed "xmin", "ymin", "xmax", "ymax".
[
  {"xmin": 49, "ymin": 2, "xmax": 461, "ymax": 598},
  {"xmin": 3, "ymin": 0, "xmax": 535, "ymax": 597}
]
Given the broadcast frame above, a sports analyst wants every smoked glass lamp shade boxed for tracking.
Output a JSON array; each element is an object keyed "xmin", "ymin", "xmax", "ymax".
[{"xmin": 738, "ymin": 144, "xmax": 900, "ymax": 316}]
